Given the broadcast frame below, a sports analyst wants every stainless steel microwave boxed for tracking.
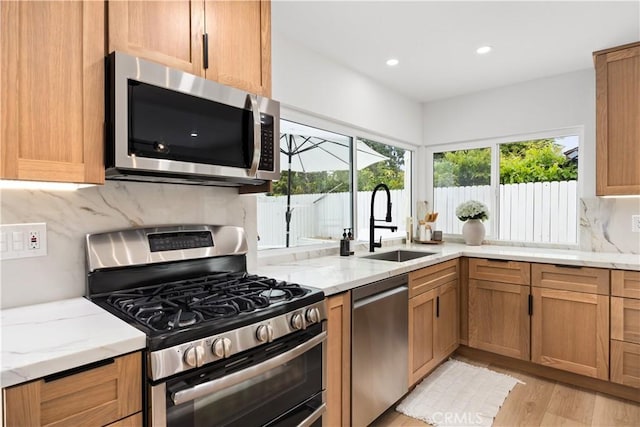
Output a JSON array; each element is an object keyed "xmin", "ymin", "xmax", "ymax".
[{"xmin": 105, "ymin": 52, "xmax": 280, "ymax": 186}]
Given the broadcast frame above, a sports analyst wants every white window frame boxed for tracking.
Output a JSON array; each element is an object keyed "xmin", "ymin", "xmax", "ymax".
[
  {"xmin": 425, "ymin": 126, "xmax": 584, "ymax": 247},
  {"xmin": 257, "ymin": 106, "xmax": 418, "ymax": 252}
]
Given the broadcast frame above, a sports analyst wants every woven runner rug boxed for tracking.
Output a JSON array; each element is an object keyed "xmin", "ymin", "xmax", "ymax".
[{"xmin": 396, "ymin": 359, "xmax": 524, "ymax": 427}]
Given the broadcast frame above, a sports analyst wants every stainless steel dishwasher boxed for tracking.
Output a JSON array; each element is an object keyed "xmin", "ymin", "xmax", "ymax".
[{"xmin": 352, "ymin": 274, "xmax": 408, "ymax": 427}]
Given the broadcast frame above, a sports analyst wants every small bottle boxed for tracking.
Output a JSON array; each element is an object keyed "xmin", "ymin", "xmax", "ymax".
[
  {"xmin": 340, "ymin": 229, "xmax": 350, "ymax": 256},
  {"xmin": 347, "ymin": 228, "xmax": 354, "ymax": 255}
]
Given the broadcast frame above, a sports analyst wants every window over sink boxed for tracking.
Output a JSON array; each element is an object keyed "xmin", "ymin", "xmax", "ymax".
[{"xmin": 257, "ymin": 115, "xmax": 415, "ymax": 250}]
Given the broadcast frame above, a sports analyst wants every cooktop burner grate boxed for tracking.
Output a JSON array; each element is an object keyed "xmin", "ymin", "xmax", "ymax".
[{"xmin": 105, "ymin": 272, "xmax": 310, "ymax": 333}]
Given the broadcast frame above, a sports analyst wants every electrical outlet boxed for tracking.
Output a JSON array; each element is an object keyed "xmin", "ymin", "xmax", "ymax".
[
  {"xmin": 28, "ymin": 231, "xmax": 40, "ymax": 249},
  {"xmin": 0, "ymin": 223, "xmax": 47, "ymax": 260},
  {"xmin": 632, "ymin": 215, "xmax": 640, "ymax": 233}
]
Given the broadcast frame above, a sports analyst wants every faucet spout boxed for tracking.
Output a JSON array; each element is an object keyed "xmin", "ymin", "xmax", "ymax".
[{"xmin": 369, "ymin": 183, "xmax": 396, "ymax": 252}]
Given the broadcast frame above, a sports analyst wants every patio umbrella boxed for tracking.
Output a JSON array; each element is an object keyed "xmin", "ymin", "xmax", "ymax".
[{"xmin": 280, "ymin": 122, "xmax": 389, "ymax": 247}]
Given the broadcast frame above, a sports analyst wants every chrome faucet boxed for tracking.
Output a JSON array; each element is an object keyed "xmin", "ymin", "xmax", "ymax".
[{"xmin": 369, "ymin": 183, "xmax": 398, "ymax": 252}]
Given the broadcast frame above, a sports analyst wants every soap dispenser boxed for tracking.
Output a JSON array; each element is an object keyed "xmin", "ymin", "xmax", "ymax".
[
  {"xmin": 340, "ymin": 229, "xmax": 350, "ymax": 256},
  {"xmin": 347, "ymin": 229, "xmax": 354, "ymax": 255}
]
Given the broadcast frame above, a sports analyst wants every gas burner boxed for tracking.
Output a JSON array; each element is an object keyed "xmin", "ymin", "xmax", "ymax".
[
  {"xmin": 168, "ymin": 311, "xmax": 198, "ymax": 328},
  {"xmin": 260, "ymin": 288, "xmax": 287, "ymax": 301}
]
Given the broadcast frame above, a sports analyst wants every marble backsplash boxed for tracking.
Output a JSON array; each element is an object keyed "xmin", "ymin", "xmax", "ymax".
[
  {"xmin": 0, "ymin": 181, "xmax": 257, "ymax": 309},
  {"xmin": 579, "ymin": 197, "xmax": 640, "ymax": 254}
]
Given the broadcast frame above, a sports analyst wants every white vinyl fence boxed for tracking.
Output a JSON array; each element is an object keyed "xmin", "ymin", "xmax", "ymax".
[
  {"xmin": 258, "ymin": 180, "xmax": 578, "ymax": 249},
  {"xmin": 257, "ymin": 190, "xmax": 408, "ymax": 248},
  {"xmin": 434, "ymin": 180, "xmax": 578, "ymax": 244}
]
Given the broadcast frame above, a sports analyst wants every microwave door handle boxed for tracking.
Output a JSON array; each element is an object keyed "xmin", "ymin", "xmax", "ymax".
[{"xmin": 248, "ymin": 94, "xmax": 261, "ymax": 177}]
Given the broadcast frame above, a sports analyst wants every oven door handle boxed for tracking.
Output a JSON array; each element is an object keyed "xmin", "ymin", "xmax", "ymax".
[
  {"xmin": 171, "ymin": 331, "xmax": 327, "ymax": 406},
  {"xmin": 299, "ymin": 402, "xmax": 326, "ymax": 427}
]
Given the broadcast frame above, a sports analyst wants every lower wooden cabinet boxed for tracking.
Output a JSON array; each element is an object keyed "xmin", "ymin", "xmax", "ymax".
[
  {"xmin": 105, "ymin": 412, "xmax": 143, "ymax": 427},
  {"xmin": 468, "ymin": 279, "xmax": 530, "ymax": 360},
  {"xmin": 3, "ymin": 352, "xmax": 142, "ymax": 427},
  {"xmin": 531, "ymin": 287, "xmax": 609, "ymax": 380},
  {"xmin": 408, "ymin": 280, "xmax": 459, "ymax": 386},
  {"xmin": 611, "ymin": 340, "xmax": 640, "ymax": 388},
  {"xmin": 326, "ymin": 292, "xmax": 351, "ymax": 427}
]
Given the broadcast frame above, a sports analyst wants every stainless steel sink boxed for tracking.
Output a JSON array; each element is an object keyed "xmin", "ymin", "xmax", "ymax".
[{"xmin": 361, "ymin": 250, "xmax": 437, "ymax": 262}]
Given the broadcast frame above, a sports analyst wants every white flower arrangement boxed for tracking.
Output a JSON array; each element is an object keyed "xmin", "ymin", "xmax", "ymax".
[{"xmin": 456, "ymin": 200, "xmax": 489, "ymax": 221}]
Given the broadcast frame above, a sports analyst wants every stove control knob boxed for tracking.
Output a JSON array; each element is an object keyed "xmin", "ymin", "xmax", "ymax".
[
  {"xmin": 305, "ymin": 307, "xmax": 321, "ymax": 324},
  {"xmin": 291, "ymin": 313, "xmax": 303, "ymax": 330},
  {"xmin": 184, "ymin": 345, "xmax": 205, "ymax": 368},
  {"xmin": 212, "ymin": 338, "xmax": 232, "ymax": 358},
  {"xmin": 256, "ymin": 324, "xmax": 274, "ymax": 343}
]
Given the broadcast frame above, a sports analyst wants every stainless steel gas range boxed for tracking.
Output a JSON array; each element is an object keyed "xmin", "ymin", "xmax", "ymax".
[{"xmin": 85, "ymin": 225, "xmax": 326, "ymax": 427}]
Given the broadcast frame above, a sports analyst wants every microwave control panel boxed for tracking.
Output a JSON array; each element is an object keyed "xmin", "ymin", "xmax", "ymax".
[{"xmin": 259, "ymin": 114, "xmax": 275, "ymax": 172}]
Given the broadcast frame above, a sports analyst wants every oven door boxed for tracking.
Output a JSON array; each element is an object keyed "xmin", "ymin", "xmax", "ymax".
[{"xmin": 150, "ymin": 325, "xmax": 326, "ymax": 427}]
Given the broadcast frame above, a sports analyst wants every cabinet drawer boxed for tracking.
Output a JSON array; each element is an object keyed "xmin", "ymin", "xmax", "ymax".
[
  {"xmin": 531, "ymin": 264, "xmax": 609, "ymax": 295},
  {"xmin": 611, "ymin": 340, "xmax": 640, "ymax": 388},
  {"xmin": 468, "ymin": 258, "xmax": 530, "ymax": 285},
  {"xmin": 612, "ymin": 297, "xmax": 640, "ymax": 344},
  {"xmin": 612, "ymin": 270, "xmax": 640, "ymax": 299},
  {"xmin": 4, "ymin": 352, "xmax": 142, "ymax": 427},
  {"xmin": 409, "ymin": 259, "xmax": 458, "ymax": 298}
]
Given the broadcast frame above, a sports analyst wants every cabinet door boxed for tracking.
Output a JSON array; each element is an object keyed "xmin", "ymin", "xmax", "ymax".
[
  {"xmin": 204, "ymin": 0, "xmax": 271, "ymax": 96},
  {"xmin": 326, "ymin": 292, "xmax": 350, "ymax": 427},
  {"xmin": 611, "ymin": 340, "xmax": 640, "ymax": 388},
  {"xmin": 611, "ymin": 296, "xmax": 640, "ymax": 344},
  {"xmin": 108, "ymin": 0, "xmax": 204, "ymax": 76},
  {"xmin": 468, "ymin": 279, "xmax": 530, "ymax": 360},
  {"xmin": 531, "ymin": 288, "xmax": 609, "ymax": 380},
  {"xmin": 4, "ymin": 352, "xmax": 141, "ymax": 427},
  {"xmin": 594, "ymin": 42, "xmax": 640, "ymax": 195},
  {"xmin": 0, "ymin": 0, "xmax": 104, "ymax": 184},
  {"xmin": 612, "ymin": 270, "xmax": 640, "ymax": 299},
  {"xmin": 408, "ymin": 287, "xmax": 438, "ymax": 386},
  {"xmin": 436, "ymin": 281, "xmax": 459, "ymax": 359}
]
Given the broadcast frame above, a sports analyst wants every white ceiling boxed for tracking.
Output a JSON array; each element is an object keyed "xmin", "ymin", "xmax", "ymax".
[{"xmin": 272, "ymin": 0, "xmax": 640, "ymax": 103}]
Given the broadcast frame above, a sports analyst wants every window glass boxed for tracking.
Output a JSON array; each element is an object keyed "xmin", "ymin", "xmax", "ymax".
[
  {"xmin": 433, "ymin": 148, "xmax": 492, "ymax": 235},
  {"xmin": 431, "ymin": 134, "xmax": 579, "ymax": 245},
  {"xmin": 357, "ymin": 139, "xmax": 411, "ymax": 241},
  {"xmin": 257, "ymin": 120, "xmax": 353, "ymax": 249},
  {"xmin": 498, "ymin": 137, "xmax": 578, "ymax": 244}
]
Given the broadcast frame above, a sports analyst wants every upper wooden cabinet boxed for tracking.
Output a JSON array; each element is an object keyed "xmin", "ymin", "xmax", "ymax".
[
  {"xmin": 108, "ymin": 0, "xmax": 204, "ymax": 76},
  {"xmin": 594, "ymin": 42, "xmax": 640, "ymax": 195},
  {"xmin": 0, "ymin": 0, "xmax": 105, "ymax": 184},
  {"xmin": 108, "ymin": 0, "xmax": 272, "ymax": 96}
]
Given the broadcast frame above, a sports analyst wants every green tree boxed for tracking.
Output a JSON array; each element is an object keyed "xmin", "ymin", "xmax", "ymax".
[
  {"xmin": 499, "ymin": 140, "xmax": 577, "ymax": 184},
  {"xmin": 357, "ymin": 139, "xmax": 406, "ymax": 191},
  {"xmin": 433, "ymin": 139, "xmax": 577, "ymax": 187},
  {"xmin": 434, "ymin": 148, "xmax": 491, "ymax": 187}
]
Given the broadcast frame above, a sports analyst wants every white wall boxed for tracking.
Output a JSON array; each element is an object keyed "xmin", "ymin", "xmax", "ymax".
[
  {"xmin": 0, "ymin": 182, "xmax": 257, "ymax": 309},
  {"xmin": 421, "ymin": 69, "xmax": 596, "ymax": 196},
  {"xmin": 272, "ymin": 32, "xmax": 423, "ymax": 146}
]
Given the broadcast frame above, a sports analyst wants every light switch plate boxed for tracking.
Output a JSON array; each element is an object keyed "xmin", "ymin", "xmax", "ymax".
[{"xmin": 0, "ymin": 223, "xmax": 47, "ymax": 260}]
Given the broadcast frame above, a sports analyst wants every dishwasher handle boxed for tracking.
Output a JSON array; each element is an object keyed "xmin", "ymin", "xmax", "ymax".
[{"xmin": 353, "ymin": 286, "xmax": 408, "ymax": 309}]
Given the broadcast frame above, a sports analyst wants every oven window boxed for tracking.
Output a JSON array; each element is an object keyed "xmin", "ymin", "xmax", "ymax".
[
  {"xmin": 165, "ymin": 331, "xmax": 323, "ymax": 427},
  {"xmin": 127, "ymin": 80, "xmax": 253, "ymax": 168}
]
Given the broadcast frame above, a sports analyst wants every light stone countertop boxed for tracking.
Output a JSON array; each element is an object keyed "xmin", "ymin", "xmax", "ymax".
[
  {"xmin": 1, "ymin": 298, "xmax": 146, "ymax": 389},
  {"xmin": 2, "ymin": 243, "xmax": 638, "ymax": 390},
  {"xmin": 255, "ymin": 242, "xmax": 640, "ymax": 296}
]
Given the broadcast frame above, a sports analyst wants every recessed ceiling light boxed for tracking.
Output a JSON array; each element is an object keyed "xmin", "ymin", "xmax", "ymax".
[
  {"xmin": 386, "ymin": 58, "xmax": 399, "ymax": 66},
  {"xmin": 476, "ymin": 46, "xmax": 492, "ymax": 55}
]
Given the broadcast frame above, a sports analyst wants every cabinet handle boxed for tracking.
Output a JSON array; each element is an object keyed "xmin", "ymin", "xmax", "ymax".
[
  {"xmin": 436, "ymin": 296, "xmax": 440, "ymax": 318},
  {"xmin": 44, "ymin": 357, "xmax": 115, "ymax": 383},
  {"xmin": 553, "ymin": 264, "xmax": 582, "ymax": 269},
  {"xmin": 528, "ymin": 294, "xmax": 533, "ymax": 316},
  {"xmin": 203, "ymin": 33, "xmax": 209, "ymax": 69}
]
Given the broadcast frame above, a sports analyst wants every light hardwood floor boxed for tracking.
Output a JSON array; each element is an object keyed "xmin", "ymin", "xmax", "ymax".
[{"xmin": 372, "ymin": 356, "xmax": 640, "ymax": 427}]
